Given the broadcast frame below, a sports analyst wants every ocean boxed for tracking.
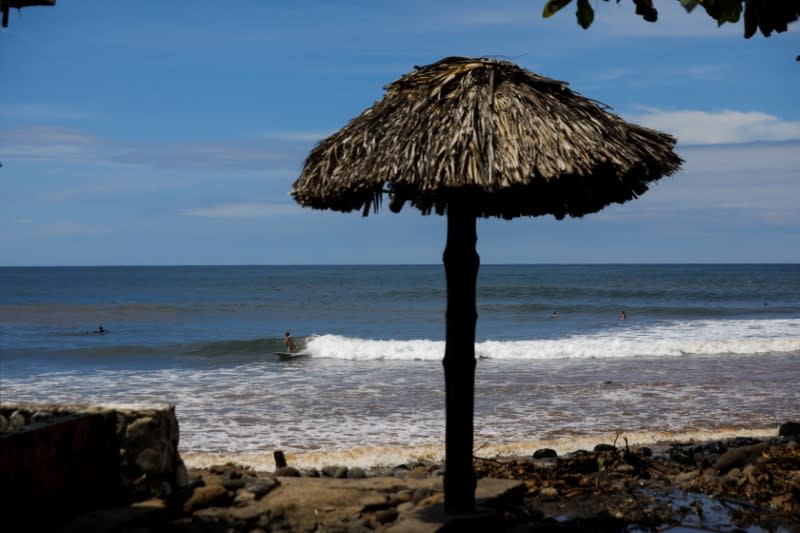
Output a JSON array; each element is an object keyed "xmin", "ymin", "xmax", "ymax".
[{"xmin": 1, "ymin": 264, "xmax": 798, "ymax": 470}]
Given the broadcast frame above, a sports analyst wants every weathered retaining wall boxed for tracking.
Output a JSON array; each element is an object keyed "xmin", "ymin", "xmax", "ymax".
[{"xmin": 0, "ymin": 403, "xmax": 187, "ymax": 523}]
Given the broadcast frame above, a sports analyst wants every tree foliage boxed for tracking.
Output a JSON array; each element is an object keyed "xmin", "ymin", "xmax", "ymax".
[{"xmin": 543, "ymin": 0, "xmax": 800, "ymax": 38}]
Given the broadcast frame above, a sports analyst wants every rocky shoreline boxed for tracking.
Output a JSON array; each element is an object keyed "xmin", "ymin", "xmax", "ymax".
[{"xmin": 52, "ymin": 422, "xmax": 800, "ymax": 532}]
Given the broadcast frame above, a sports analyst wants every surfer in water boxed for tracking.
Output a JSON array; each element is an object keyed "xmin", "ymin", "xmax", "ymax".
[{"xmin": 284, "ymin": 331, "xmax": 298, "ymax": 353}]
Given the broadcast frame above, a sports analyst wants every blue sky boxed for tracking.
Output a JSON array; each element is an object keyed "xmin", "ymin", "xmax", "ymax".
[{"xmin": 1, "ymin": 0, "xmax": 798, "ymax": 265}]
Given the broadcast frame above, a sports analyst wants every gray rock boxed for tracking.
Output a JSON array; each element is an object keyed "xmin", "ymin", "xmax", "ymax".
[
  {"xmin": 126, "ymin": 416, "xmax": 156, "ymax": 442},
  {"xmin": 230, "ymin": 503, "xmax": 269, "ymax": 522},
  {"xmin": 136, "ymin": 447, "xmax": 167, "ymax": 474},
  {"xmin": 183, "ymin": 485, "xmax": 230, "ymax": 512},
  {"xmin": 9, "ymin": 410, "xmax": 26, "ymax": 430},
  {"xmin": 322, "ymin": 465, "xmax": 348, "ymax": 478},
  {"xmin": 234, "ymin": 490, "xmax": 256, "ymax": 505},
  {"xmin": 175, "ymin": 459, "xmax": 189, "ymax": 487},
  {"xmin": 347, "ymin": 466, "xmax": 366, "ymax": 479},
  {"xmin": 412, "ymin": 488, "xmax": 431, "ymax": 504},
  {"xmin": 30, "ymin": 411, "xmax": 51, "ymax": 423},
  {"xmin": 533, "ymin": 448, "xmax": 557, "ymax": 459},
  {"xmin": 245, "ymin": 478, "xmax": 279, "ymax": 499},
  {"xmin": 397, "ymin": 501, "xmax": 415, "ymax": 512},
  {"xmin": 274, "ymin": 466, "xmax": 302, "ymax": 477},
  {"xmin": 715, "ymin": 443, "xmax": 769, "ymax": 474},
  {"xmin": 222, "ymin": 478, "xmax": 247, "ymax": 490},
  {"xmin": 391, "ymin": 489, "xmax": 413, "ymax": 505},
  {"xmin": 192, "ymin": 506, "xmax": 231, "ymax": 523},
  {"xmin": 779, "ymin": 421, "xmax": 800, "ymax": 436},
  {"xmin": 269, "ymin": 504, "xmax": 286, "ymax": 520},
  {"xmin": 594, "ymin": 443, "xmax": 616, "ymax": 452},
  {"xmin": 374, "ymin": 508, "xmax": 399, "ymax": 524},
  {"xmin": 637, "ymin": 446, "xmax": 653, "ymax": 457}
]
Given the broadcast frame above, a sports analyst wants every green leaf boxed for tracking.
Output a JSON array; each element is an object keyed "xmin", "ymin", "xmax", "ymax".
[
  {"xmin": 543, "ymin": 0, "xmax": 574, "ymax": 18},
  {"xmin": 577, "ymin": 0, "xmax": 595, "ymax": 29},
  {"xmin": 680, "ymin": 0, "xmax": 700, "ymax": 13},
  {"xmin": 701, "ymin": 0, "xmax": 743, "ymax": 26},
  {"xmin": 744, "ymin": 0, "xmax": 757, "ymax": 38}
]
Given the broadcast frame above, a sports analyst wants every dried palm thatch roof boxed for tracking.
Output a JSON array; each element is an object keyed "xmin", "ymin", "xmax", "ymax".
[
  {"xmin": 293, "ymin": 56, "xmax": 682, "ymax": 220},
  {"xmin": 1, "ymin": 0, "xmax": 55, "ymax": 28}
]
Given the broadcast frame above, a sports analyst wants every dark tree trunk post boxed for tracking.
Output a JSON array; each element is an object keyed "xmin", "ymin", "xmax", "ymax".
[{"xmin": 442, "ymin": 196, "xmax": 479, "ymax": 514}]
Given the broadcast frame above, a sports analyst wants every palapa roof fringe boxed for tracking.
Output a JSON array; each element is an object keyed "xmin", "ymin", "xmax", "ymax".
[{"xmin": 292, "ymin": 56, "xmax": 682, "ymax": 220}]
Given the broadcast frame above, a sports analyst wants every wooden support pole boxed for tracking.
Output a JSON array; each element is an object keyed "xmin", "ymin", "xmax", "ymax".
[{"xmin": 442, "ymin": 195, "xmax": 479, "ymax": 514}]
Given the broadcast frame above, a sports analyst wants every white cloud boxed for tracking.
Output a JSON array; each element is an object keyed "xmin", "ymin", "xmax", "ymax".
[
  {"xmin": 0, "ymin": 104, "xmax": 95, "ymax": 121},
  {"xmin": 591, "ymin": 140, "xmax": 800, "ymax": 222},
  {"xmin": 36, "ymin": 222, "xmax": 110, "ymax": 237},
  {"xmin": 629, "ymin": 108, "xmax": 800, "ymax": 144},
  {"xmin": 258, "ymin": 131, "xmax": 331, "ymax": 143},
  {"xmin": 0, "ymin": 125, "xmax": 313, "ymax": 172},
  {"xmin": 182, "ymin": 202, "xmax": 300, "ymax": 218},
  {"xmin": 0, "ymin": 125, "xmax": 98, "ymax": 161}
]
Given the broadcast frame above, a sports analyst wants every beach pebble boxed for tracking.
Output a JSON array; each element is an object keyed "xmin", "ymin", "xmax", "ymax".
[
  {"xmin": 407, "ymin": 466, "xmax": 429, "ymax": 479},
  {"xmin": 374, "ymin": 508, "xmax": 399, "ymax": 524},
  {"xmin": 183, "ymin": 485, "xmax": 230, "ymax": 512},
  {"xmin": 0, "ymin": 414, "xmax": 8, "ymax": 432},
  {"xmin": 539, "ymin": 487, "xmax": 559, "ymax": 500},
  {"xmin": 230, "ymin": 503, "xmax": 269, "ymax": 522},
  {"xmin": 412, "ymin": 488, "xmax": 431, "ymax": 504},
  {"xmin": 416, "ymin": 493, "xmax": 444, "ymax": 507},
  {"xmin": 675, "ymin": 470, "xmax": 699, "ymax": 483},
  {"xmin": 397, "ymin": 501, "xmax": 415, "ymax": 512},
  {"xmin": 233, "ymin": 490, "xmax": 256, "ymax": 505},
  {"xmin": 391, "ymin": 489, "xmax": 413, "ymax": 505},
  {"xmin": 222, "ymin": 477, "xmax": 247, "ymax": 490},
  {"xmin": 193, "ymin": 506, "xmax": 231, "ymax": 524},
  {"xmin": 269, "ymin": 504, "xmax": 286, "ymax": 520}
]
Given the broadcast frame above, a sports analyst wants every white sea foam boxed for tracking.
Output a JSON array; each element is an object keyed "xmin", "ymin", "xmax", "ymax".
[
  {"xmin": 306, "ymin": 319, "xmax": 800, "ymax": 361},
  {"xmin": 181, "ymin": 427, "xmax": 780, "ymax": 471}
]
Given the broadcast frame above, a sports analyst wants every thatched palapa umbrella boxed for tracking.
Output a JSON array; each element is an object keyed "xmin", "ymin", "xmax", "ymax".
[{"xmin": 292, "ymin": 56, "xmax": 682, "ymax": 514}]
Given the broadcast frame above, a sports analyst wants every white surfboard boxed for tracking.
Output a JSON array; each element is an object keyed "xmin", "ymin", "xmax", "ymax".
[{"xmin": 274, "ymin": 351, "xmax": 306, "ymax": 360}]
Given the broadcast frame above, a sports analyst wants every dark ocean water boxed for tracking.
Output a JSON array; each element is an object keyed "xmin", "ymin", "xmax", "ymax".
[{"xmin": 2, "ymin": 265, "xmax": 798, "ymax": 469}]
